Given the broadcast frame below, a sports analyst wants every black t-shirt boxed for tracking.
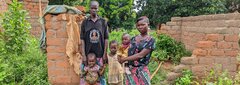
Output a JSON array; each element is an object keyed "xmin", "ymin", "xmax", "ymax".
[{"xmin": 80, "ymin": 17, "xmax": 109, "ymax": 58}]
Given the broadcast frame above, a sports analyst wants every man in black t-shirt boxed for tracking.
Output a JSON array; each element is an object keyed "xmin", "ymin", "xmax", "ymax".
[{"xmin": 80, "ymin": 1, "xmax": 108, "ymax": 84}]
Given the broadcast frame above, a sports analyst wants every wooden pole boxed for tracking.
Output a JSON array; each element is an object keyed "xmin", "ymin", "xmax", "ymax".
[{"xmin": 150, "ymin": 61, "xmax": 163, "ymax": 80}]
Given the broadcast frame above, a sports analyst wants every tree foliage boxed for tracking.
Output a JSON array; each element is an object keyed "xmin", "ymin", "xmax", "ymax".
[
  {"xmin": 136, "ymin": 0, "xmax": 228, "ymax": 27},
  {"xmin": 225, "ymin": 0, "xmax": 240, "ymax": 13},
  {"xmin": 80, "ymin": 0, "xmax": 136, "ymax": 30}
]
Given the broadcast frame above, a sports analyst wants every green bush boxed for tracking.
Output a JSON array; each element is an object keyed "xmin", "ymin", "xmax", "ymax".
[
  {"xmin": 154, "ymin": 34, "xmax": 192, "ymax": 64},
  {"xmin": 0, "ymin": 0, "xmax": 49, "ymax": 84},
  {"xmin": 0, "ymin": 0, "xmax": 31, "ymax": 55},
  {"xmin": 0, "ymin": 37, "xmax": 49, "ymax": 84},
  {"xmin": 175, "ymin": 70, "xmax": 194, "ymax": 85},
  {"xmin": 202, "ymin": 69, "xmax": 234, "ymax": 85}
]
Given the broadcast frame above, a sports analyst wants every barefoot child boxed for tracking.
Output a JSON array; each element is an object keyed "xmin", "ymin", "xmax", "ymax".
[{"xmin": 108, "ymin": 40, "xmax": 124, "ymax": 85}]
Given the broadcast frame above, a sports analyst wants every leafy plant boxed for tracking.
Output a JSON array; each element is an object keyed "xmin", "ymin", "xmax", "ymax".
[
  {"xmin": 0, "ymin": 0, "xmax": 49, "ymax": 84},
  {"xmin": 201, "ymin": 68, "xmax": 234, "ymax": 85},
  {"xmin": 154, "ymin": 34, "xmax": 191, "ymax": 64},
  {"xmin": 0, "ymin": 0, "xmax": 30, "ymax": 55},
  {"xmin": 175, "ymin": 70, "xmax": 194, "ymax": 85},
  {"xmin": 0, "ymin": 37, "xmax": 49, "ymax": 84}
]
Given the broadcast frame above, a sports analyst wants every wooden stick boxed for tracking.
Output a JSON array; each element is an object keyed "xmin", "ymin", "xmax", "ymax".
[
  {"xmin": 39, "ymin": 0, "xmax": 42, "ymax": 17},
  {"xmin": 150, "ymin": 61, "xmax": 163, "ymax": 80}
]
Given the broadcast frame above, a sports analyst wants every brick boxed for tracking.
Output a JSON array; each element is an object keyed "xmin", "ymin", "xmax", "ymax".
[
  {"xmin": 56, "ymin": 60, "xmax": 70, "ymax": 68},
  {"xmin": 26, "ymin": 4, "xmax": 33, "ymax": 9},
  {"xmin": 47, "ymin": 61, "xmax": 56, "ymax": 69},
  {"xmin": 45, "ymin": 21, "xmax": 51, "ymax": 30},
  {"xmin": 191, "ymin": 65, "xmax": 205, "ymax": 73},
  {"xmin": 166, "ymin": 22, "xmax": 180, "ymax": 26},
  {"xmin": 46, "ymin": 29, "xmax": 56, "ymax": 38},
  {"xmin": 56, "ymin": 30, "xmax": 68, "ymax": 38},
  {"xmin": 226, "ymin": 20, "xmax": 240, "ymax": 27},
  {"xmin": 193, "ymin": 49, "xmax": 208, "ymax": 56},
  {"xmin": 225, "ymin": 34, "xmax": 238, "ymax": 42},
  {"xmin": 173, "ymin": 64, "xmax": 189, "ymax": 73},
  {"xmin": 55, "ymin": 76, "xmax": 71, "ymax": 84},
  {"xmin": 196, "ymin": 41, "xmax": 216, "ymax": 49},
  {"xmin": 46, "ymin": 38, "xmax": 64, "ymax": 46},
  {"xmin": 232, "ymin": 43, "xmax": 240, "ymax": 49},
  {"xmin": 171, "ymin": 17, "xmax": 182, "ymax": 22},
  {"xmin": 181, "ymin": 57, "xmax": 198, "ymax": 65},
  {"xmin": 214, "ymin": 57, "xmax": 230, "ymax": 65},
  {"xmin": 194, "ymin": 33, "xmax": 205, "ymax": 41},
  {"xmin": 45, "ymin": 14, "xmax": 52, "ymax": 21},
  {"xmin": 32, "ymin": 7, "xmax": 39, "ymax": 12},
  {"xmin": 48, "ymin": 69, "xmax": 64, "ymax": 77},
  {"xmin": 57, "ymin": 14, "xmax": 64, "ymax": 21},
  {"xmin": 210, "ymin": 50, "xmax": 225, "ymax": 56},
  {"xmin": 206, "ymin": 34, "xmax": 224, "ymax": 41},
  {"xmin": 225, "ymin": 50, "xmax": 238, "ymax": 57},
  {"xmin": 199, "ymin": 57, "xmax": 214, "ymax": 65},
  {"xmin": 230, "ymin": 57, "xmax": 238, "ymax": 64},
  {"xmin": 71, "ymin": 75, "xmax": 80, "ymax": 85},
  {"xmin": 47, "ymin": 53, "xmax": 65, "ymax": 61},
  {"xmin": 52, "ymin": 21, "xmax": 63, "ymax": 30},
  {"xmin": 217, "ymin": 42, "xmax": 232, "ymax": 49},
  {"xmin": 166, "ymin": 72, "xmax": 181, "ymax": 81},
  {"xmin": 47, "ymin": 46, "xmax": 66, "ymax": 53},
  {"xmin": 222, "ymin": 64, "xmax": 237, "ymax": 72}
]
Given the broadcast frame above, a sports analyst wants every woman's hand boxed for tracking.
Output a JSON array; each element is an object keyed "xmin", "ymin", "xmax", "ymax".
[{"xmin": 118, "ymin": 56, "xmax": 125, "ymax": 64}]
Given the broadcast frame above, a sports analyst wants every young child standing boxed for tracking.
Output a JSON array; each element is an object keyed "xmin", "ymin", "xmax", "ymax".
[
  {"xmin": 117, "ymin": 33, "xmax": 131, "ymax": 74},
  {"xmin": 81, "ymin": 53, "xmax": 104, "ymax": 85},
  {"xmin": 108, "ymin": 40, "xmax": 124, "ymax": 85}
]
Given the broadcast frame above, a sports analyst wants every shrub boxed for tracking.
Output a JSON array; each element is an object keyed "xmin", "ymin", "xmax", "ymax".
[
  {"xmin": 0, "ymin": 37, "xmax": 49, "ymax": 84},
  {"xmin": 0, "ymin": 0, "xmax": 49, "ymax": 84},
  {"xmin": 153, "ymin": 33, "xmax": 191, "ymax": 64},
  {"xmin": 175, "ymin": 70, "xmax": 194, "ymax": 85},
  {"xmin": 201, "ymin": 69, "xmax": 234, "ymax": 85},
  {"xmin": 0, "ymin": 0, "xmax": 31, "ymax": 55}
]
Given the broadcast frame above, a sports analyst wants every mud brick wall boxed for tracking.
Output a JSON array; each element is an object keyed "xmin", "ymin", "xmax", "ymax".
[
  {"xmin": 163, "ymin": 13, "xmax": 240, "ymax": 82},
  {"xmin": 159, "ymin": 13, "xmax": 240, "ymax": 51},
  {"xmin": 23, "ymin": 0, "xmax": 48, "ymax": 37},
  {"xmin": 0, "ymin": 0, "xmax": 48, "ymax": 37}
]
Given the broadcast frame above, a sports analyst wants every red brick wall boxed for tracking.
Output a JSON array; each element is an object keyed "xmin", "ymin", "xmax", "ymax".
[
  {"xmin": 45, "ymin": 14, "xmax": 84, "ymax": 85},
  {"xmin": 23, "ymin": 0, "xmax": 48, "ymax": 37}
]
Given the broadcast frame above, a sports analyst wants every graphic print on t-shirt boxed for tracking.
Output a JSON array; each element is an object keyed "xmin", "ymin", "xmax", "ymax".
[{"xmin": 89, "ymin": 29, "xmax": 100, "ymax": 43}]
